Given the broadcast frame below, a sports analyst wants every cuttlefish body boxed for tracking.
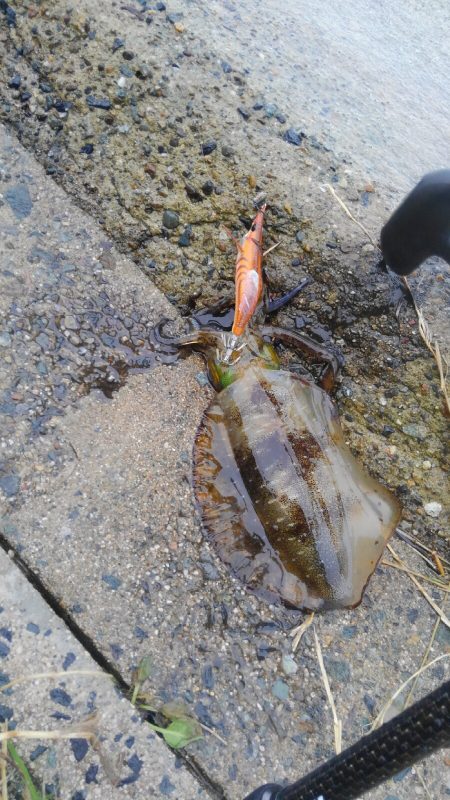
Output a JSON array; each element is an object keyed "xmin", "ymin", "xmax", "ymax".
[
  {"xmin": 194, "ymin": 355, "xmax": 401, "ymax": 611},
  {"xmin": 155, "ymin": 204, "xmax": 401, "ymax": 611}
]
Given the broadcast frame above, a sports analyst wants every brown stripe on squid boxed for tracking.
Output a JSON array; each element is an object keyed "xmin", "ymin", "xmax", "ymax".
[{"xmin": 193, "ymin": 365, "xmax": 402, "ymax": 610}]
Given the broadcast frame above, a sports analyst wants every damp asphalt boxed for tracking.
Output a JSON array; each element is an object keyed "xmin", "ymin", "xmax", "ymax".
[{"xmin": 0, "ymin": 2, "xmax": 449, "ymax": 799}]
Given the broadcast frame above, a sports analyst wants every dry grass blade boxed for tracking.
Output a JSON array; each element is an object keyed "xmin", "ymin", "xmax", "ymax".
[
  {"xmin": 396, "ymin": 528, "xmax": 450, "ymax": 569},
  {"xmin": 381, "ymin": 559, "xmax": 449, "ymax": 590},
  {"xmin": 198, "ymin": 723, "xmax": 227, "ymax": 746},
  {"xmin": 403, "ymin": 586, "xmax": 449, "ymax": 710},
  {"xmin": 263, "ymin": 242, "xmax": 281, "ymax": 257},
  {"xmin": 415, "ymin": 765, "xmax": 433, "ymax": 800},
  {"xmin": 395, "ymin": 528, "xmax": 450, "ymax": 576},
  {"xmin": 371, "ymin": 653, "xmax": 449, "ymax": 730},
  {"xmin": 290, "ymin": 612, "xmax": 315, "ymax": 653},
  {"xmin": 403, "ymin": 276, "xmax": 450, "ymax": 414},
  {"xmin": 313, "ymin": 627, "xmax": 342, "ymax": 754},
  {"xmin": 1, "ymin": 722, "xmax": 7, "ymax": 800},
  {"xmin": 0, "ymin": 713, "xmax": 99, "ymax": 745},
  {"xmin": 0, "ymin": 728, "xmax": 96, "ymax": 744},
  {"xmin": 387, "ymin": 544, "xmax": 450, "ymax": 628},
  {"xmin": 325, "ymin": 184, "xmax": 377, "ymax": 247},
  {"xmin": 0, "ymin": 670, "xmax": 112, "ymax": 694}
]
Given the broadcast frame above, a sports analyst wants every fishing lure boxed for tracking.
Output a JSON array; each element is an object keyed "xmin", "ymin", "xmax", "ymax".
[{"xmin": 155, "ymin": 206, "xmax": 401, "ymax": 610}]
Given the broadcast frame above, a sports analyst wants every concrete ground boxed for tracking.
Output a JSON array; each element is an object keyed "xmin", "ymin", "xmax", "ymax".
[
  {"xmin": 0, "ymin": 123, "xmax": 448, "ymax": 800},
  {"xmin": 0, "ymin": 549, "xmax": 206, "ymax": 799},
  {"xmin": 0, "ymin": 2, "xmax": 449, "ymax": 799}
]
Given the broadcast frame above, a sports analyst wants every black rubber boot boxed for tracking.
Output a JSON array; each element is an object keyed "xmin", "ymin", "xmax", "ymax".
[{"xmin": 380, "ymin": 169, "xmax": 450, "ymax": 275}]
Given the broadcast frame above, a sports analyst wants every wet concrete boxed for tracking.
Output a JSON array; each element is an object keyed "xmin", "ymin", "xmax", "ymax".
[{"xmin": 0, "ymin": 2, "xmax": 449, "ymax": 798}]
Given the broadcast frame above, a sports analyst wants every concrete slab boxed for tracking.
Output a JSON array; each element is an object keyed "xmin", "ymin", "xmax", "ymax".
[
  {"xmin": 0, "ymin": 549, "xmax": 206, "ymax": 799},
  {"xmin": 1, "ymin": 0, "xmax": 448, "ymax": 359},
  {"xmin": 0, "ymin": 126, "xmax": 448, "ymax": 800}
]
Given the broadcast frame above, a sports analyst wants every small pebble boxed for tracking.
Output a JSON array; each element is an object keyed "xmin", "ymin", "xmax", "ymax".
[
  {"xmin": 195, "ymin": 372, "xmax": 209, "ymax": 387},
  {"xmin": 159, "ymin": 775, "xmax": 176, "ymax": 795},
  {"xmin": 0, "ymin": 475, "xmax": 20, "ymax": 497},
  {"xmin": 30, "ymin": 745, "xmax": 47, "ymax": 761},
  {"xmin": 272, "ymin": 679, "xmax": 289, "ymax": 701},
  {"xmin": 63, "ymin": 315, "xmax": 78, "ymax": 331},
  {"xmin": 0, "ymin": 642, "xmax": 10, "ymax": 658},
  {"xmin": 342, "ymin": 625, "xmax": 357, "ymax": 639},
  {"xmin": 381, "ymin": 425, "xmax": 395, "ymax": 438},
  {"xmin": 86, "ymin": 96, "xmax": 112, "ymax": 110},
  {"xmin": 0, "ymin": 704, "xmax": 13, "ymax": 721},
  {"xmin": 324, "ymin": 658, "xmax": 351, "ymax": 682},
  {"xmin": 283, "ymin": 128, "xmax": 303, "ymax": 146},
  {"xmin": 221, "ymin": 145, "xmax": 234, "ymax": 158},
  {"xmin": 85, "ymin": 764, "xmax": 99, "ymax": 784},
  {"xmin": 26, "ymin": 622, "xmax": 40, "ymax": 634},
  {"xmin": 200, "ymin": 561, "xmax": 219, "ymax": 580},
  {"xmin": 423, "ymin": 502, "xmax": 442, "ymax": 518},
  {"xmin": 281, "ymin": 654, "xmax": 298, "ymax": 676},
  {"xmin": 178, "ymin": 225, "xmax": 192, "ymax": 247},
  {"xmin": 202, "ymin": 179, "xmax": 214, "ymax": 196},
  {"xmin": 162, "ymin": 209, "xmax": 180, "ymax": 229},
  {"xmin": 5, "ymin": 184, "xmax": 33, "ymax": 219},
  {"xmin": 0, "ymin": 333, "xmax": 11, "ymax": 347},
  {"xmin": 202, "ymin": 664, "xmax": 214, "ymax": 689},
  {"xmin": 363, "ymin": 693, "xmax": 376, "ymax": 714},
  {"xmin": 402, "ymin": 423, "xmax": 427, "ymax": 441},
  {"xmin": 70, "ymin": 738, "xmax": 89, "ymax": 762},
  {"xmin": 264, "ymin": 103, "xmax": 278, "ymax": 118},
  {"xmin": 63, "ymin": 652, "xmax": 76, "ymax": 670},
  {"xmin": 201, "ymin": 140, "xmax": 217, "ymax": 155},
  {"xmin": 102, "ymin": 574, "xmax": 122, "ymax": 590},
  {"xmin": 50, "ymin": 687, "xmax": 72, "ymax": 707},
  {"xmin": 112, "ymin": 37, "xmax": 125, "ymax": 52}
]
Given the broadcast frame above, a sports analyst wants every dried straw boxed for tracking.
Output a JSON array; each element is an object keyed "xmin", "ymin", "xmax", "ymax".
[
  {"xmin": 290, "ymin": 612, "xmax": 315, "ymax": 653},
  {"xmin": 325, "ymin": 184, "xmax": 376, "ymax": 247},
  {"xmin": 381, "ymin": 559, "xmax": 449, "ymax": 590},
  {"xmin": 313, "ymin": 627, "xmax": 342, "ymax": 754},
  {"xmin": 387, "ymin": 544, "xmax": 450, "ymax": 628},
  {"xmin": 371, "ymin": 653, "xmax": 449, "ymax": 730},
  {"xmin": 403, "ymin": 586, "xmax": 449, "ymax": 710},
  {"xmin": 0, "ymin": 670, "xmax": 112, "ymax": 695},
  {"xmin": 326, "ymin": 183, "xmax": 450, "ymax": 413},
  {"xmin": 402, "ymin": 276, "xmax": 450, "ymax": 414}
]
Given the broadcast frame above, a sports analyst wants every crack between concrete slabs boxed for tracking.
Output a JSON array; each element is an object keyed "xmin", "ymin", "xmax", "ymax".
[{"xmin": 0, "ymin": 532, "xmax": 227, "ymax": 800}]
